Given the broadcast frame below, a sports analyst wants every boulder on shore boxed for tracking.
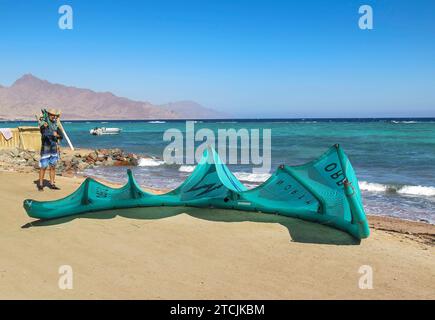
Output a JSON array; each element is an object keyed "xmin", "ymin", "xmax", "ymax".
[{"xmin": 0, "ymin": 147, "xmax": 149, "ymax": 176}]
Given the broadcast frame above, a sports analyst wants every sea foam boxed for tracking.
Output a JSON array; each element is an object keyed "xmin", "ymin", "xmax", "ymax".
[
  {"xmin": 359, "ymin": 181, "xmax": 435, "ymax": 197},
  {"xmin": 178, "ymin": 165, "xmax": 195, "ymax": 173},
  {"xmin": 138, "ymin": 158, "xmax": 164, "ymax": 167},
  {"xmin": 234, "ymin": 172, "xmax": 271, "ymax": 183}
]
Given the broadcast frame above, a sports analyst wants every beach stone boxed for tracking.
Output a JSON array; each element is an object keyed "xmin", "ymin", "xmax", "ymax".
[
  {"xmin": 9, "ymin": 148, "xmax": 19, "ymax": 157},
  {"xmin": 87, "ymin": 151, "xmax": 98, "ymax": 161},
  {"xmin": 0, "ymin": 153, "xmax": 11, "ymax": 162},
  {"xmin": 72, "ymin": 150, "xmax": 82, "ymax": 158},
  {"xmin": 1, "ymin": 147, "xmax": 142, "ymax": 174},
  {"xmin": 97, "ymin": 149, "xmax": 110, "ymax": 157},
  {"xmin": 85, "ymin": 155, "xmax": 96, "ymax": 163},
  {"xmin": 114, "ymin": 160, "xmax": 130, "ymax": 166},
  {"xmin": 21, "ymin": 152, "xmax": 31, "ymax": 160},
  {"xmin": 127, "ymin": 153, "xmax": 138, "ymax": 160},
  {"xmin": 77, "ymin": 162, "xmax": 89, "ymax": 171},
  {"xmin": 104, "ymin": 158, "xmax": 114, "ymax": 166},
  {"xmin": 62, "ymin": 154, "xmax": 74, "ymax": 162},
  {"xmin": 129, "ymin": 157, "xmax": 139, "ymax": 166},
  {"xmin": 63, "ymin": 159, "xmax": 72, "ymax": 168},
  {"xmin": 111, "ymin": 148, "xmax": 122, "ymax": 157},
  {"xmin": 32, "ymin": 153, "xmax": 38, "ymax": 161},
  {"xmin": 73, "ymin": 150, "xmax": 86, "ymax": 158}
]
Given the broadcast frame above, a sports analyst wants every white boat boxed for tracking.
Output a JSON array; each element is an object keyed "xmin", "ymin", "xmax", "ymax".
[{"xmin": 90, "ymin": 127, "xmax": 122, "ymax": 135}]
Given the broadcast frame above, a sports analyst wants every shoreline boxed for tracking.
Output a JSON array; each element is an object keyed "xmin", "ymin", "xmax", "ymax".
[
  {"xmin": 35, "ymin": 175, "xmax": 435, "ymax": 245},
  {"xmin": 62, "ymin": 174, "xmax": 435, "ymax": 238},
  {"xmin": 2, "ymin": 144, "xmax": 434, "ymax": 224},
  {"xmin": 0, "ymin": 170, "xmax": 434, "ymax": 299},
  {"xmin": 2, "ymin": 153, "xmax": 434, "ymax": 232}
]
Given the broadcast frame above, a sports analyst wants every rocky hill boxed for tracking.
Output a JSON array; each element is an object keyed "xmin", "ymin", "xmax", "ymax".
[{"xmin": 0, "ymin": 74, "xmax": 225, "ymax": 120}]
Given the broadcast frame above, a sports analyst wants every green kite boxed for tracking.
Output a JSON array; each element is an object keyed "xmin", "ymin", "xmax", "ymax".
[{"xmin": 23, "ymin": 144, "xmax": 370, "ymax": 239}]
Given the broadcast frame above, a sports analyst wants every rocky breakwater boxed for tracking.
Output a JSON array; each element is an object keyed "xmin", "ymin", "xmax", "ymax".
[{"xmin": 0, "ymin": 147, "xmax": 140, "ymax": 176}]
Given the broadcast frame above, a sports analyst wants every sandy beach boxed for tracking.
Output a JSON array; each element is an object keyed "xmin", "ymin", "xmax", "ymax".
[{"xmin": 0, "ymin": 170, "xmax": 434, "ymax": 299}]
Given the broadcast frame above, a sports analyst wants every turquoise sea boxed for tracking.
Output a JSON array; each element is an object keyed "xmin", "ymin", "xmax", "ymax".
[{"xmin": 3, "ymin": 118, "xmax": 435, "ymax": 223}]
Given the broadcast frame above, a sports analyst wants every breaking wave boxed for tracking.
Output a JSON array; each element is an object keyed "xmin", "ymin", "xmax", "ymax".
[
  {"xmin": 391, "ymin": 120, "xmax": 418, "ymax": 124},
  {"xmin": 177, "ymin": 168, "xmax": 271, "ymax": 183},
  {"xmin": 138, "ymin": 158, "xmax": 165, "ymax": 167},
  {"xmin": 234, "ymin": 172, "xmax": 271, "ymax": 183},
  {"xmin": 359, "ymin": 181, "xmax": 435, "ymax": 197},
  {"xmin": 178, "ymin": 165, "xmax": 195, "ymax": 173}
]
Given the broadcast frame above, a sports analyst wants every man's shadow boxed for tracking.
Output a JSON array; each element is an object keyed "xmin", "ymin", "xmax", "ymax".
[
  {"xmin": 22, "ymin": 206, "xmax": 360, "ymax": 245},
  {"xmin": 33, "ymin": 179, "xmax": 51, "ymax": 189}
]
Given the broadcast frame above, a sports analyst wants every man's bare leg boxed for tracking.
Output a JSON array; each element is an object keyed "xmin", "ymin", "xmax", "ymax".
[
  {"xmin": 49, "ymin": 166, "xmax": 56, "ymax": 186},
  {"xmin": 38, "ymin": 168, "xmax": 46, "ymax": 190},
  {"xmin": 48, "ymin": 166, "xmax": 60, "ymax": 189}
]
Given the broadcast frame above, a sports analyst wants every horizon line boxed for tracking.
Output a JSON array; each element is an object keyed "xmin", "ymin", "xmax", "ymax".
[{"xmin": 1, "ymin": 116, "xmax": 435, "ymax": 122}]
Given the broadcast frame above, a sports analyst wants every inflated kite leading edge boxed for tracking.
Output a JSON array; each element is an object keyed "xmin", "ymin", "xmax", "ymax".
[{"xmin": 23, "ymin": 145, "xmax": 370, "ymax": 239}]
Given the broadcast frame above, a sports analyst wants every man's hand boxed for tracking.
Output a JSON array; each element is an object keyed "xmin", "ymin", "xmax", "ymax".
[{"xmin": 53, "ymin": 131, "xmax": 59, "ymax": 137}]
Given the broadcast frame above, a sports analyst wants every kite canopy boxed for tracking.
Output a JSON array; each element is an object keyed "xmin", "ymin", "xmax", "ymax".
[{"xmin": 23, "ymin": 145, "xmax": 370, "ymax": 239}]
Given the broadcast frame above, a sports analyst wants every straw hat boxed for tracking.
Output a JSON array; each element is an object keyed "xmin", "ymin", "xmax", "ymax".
[{"xmin": 47, "ymin": 108, "xmax": 61, "ymax": 116}]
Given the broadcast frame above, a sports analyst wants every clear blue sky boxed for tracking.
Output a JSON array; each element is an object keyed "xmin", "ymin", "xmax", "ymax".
[{"xmin": 0, "ymin": 0, "xmax": 434, "ymax": 117}]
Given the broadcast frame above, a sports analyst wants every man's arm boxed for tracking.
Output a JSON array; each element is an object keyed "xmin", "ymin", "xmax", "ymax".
[
  {"xmin": 55, "ymin": 127, "xmax": 63, "ymax": 141},
  {"xmin": 39, "ymin": 121, "xmax": 51, "ymax": 137},
  {"xmin": 39, "ymin": 120, "xmax": 59, "ymax": 141}
]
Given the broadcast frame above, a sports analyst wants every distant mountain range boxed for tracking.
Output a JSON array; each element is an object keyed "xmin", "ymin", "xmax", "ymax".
[{"xmin": 0, "ymin": 74, "xmax": 226, "ymax": 120}]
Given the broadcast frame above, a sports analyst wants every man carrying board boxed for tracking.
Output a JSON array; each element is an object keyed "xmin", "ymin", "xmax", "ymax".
[{"xmin": 37, "ymin": 108, "xmax": 63, "ymax": 191}]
